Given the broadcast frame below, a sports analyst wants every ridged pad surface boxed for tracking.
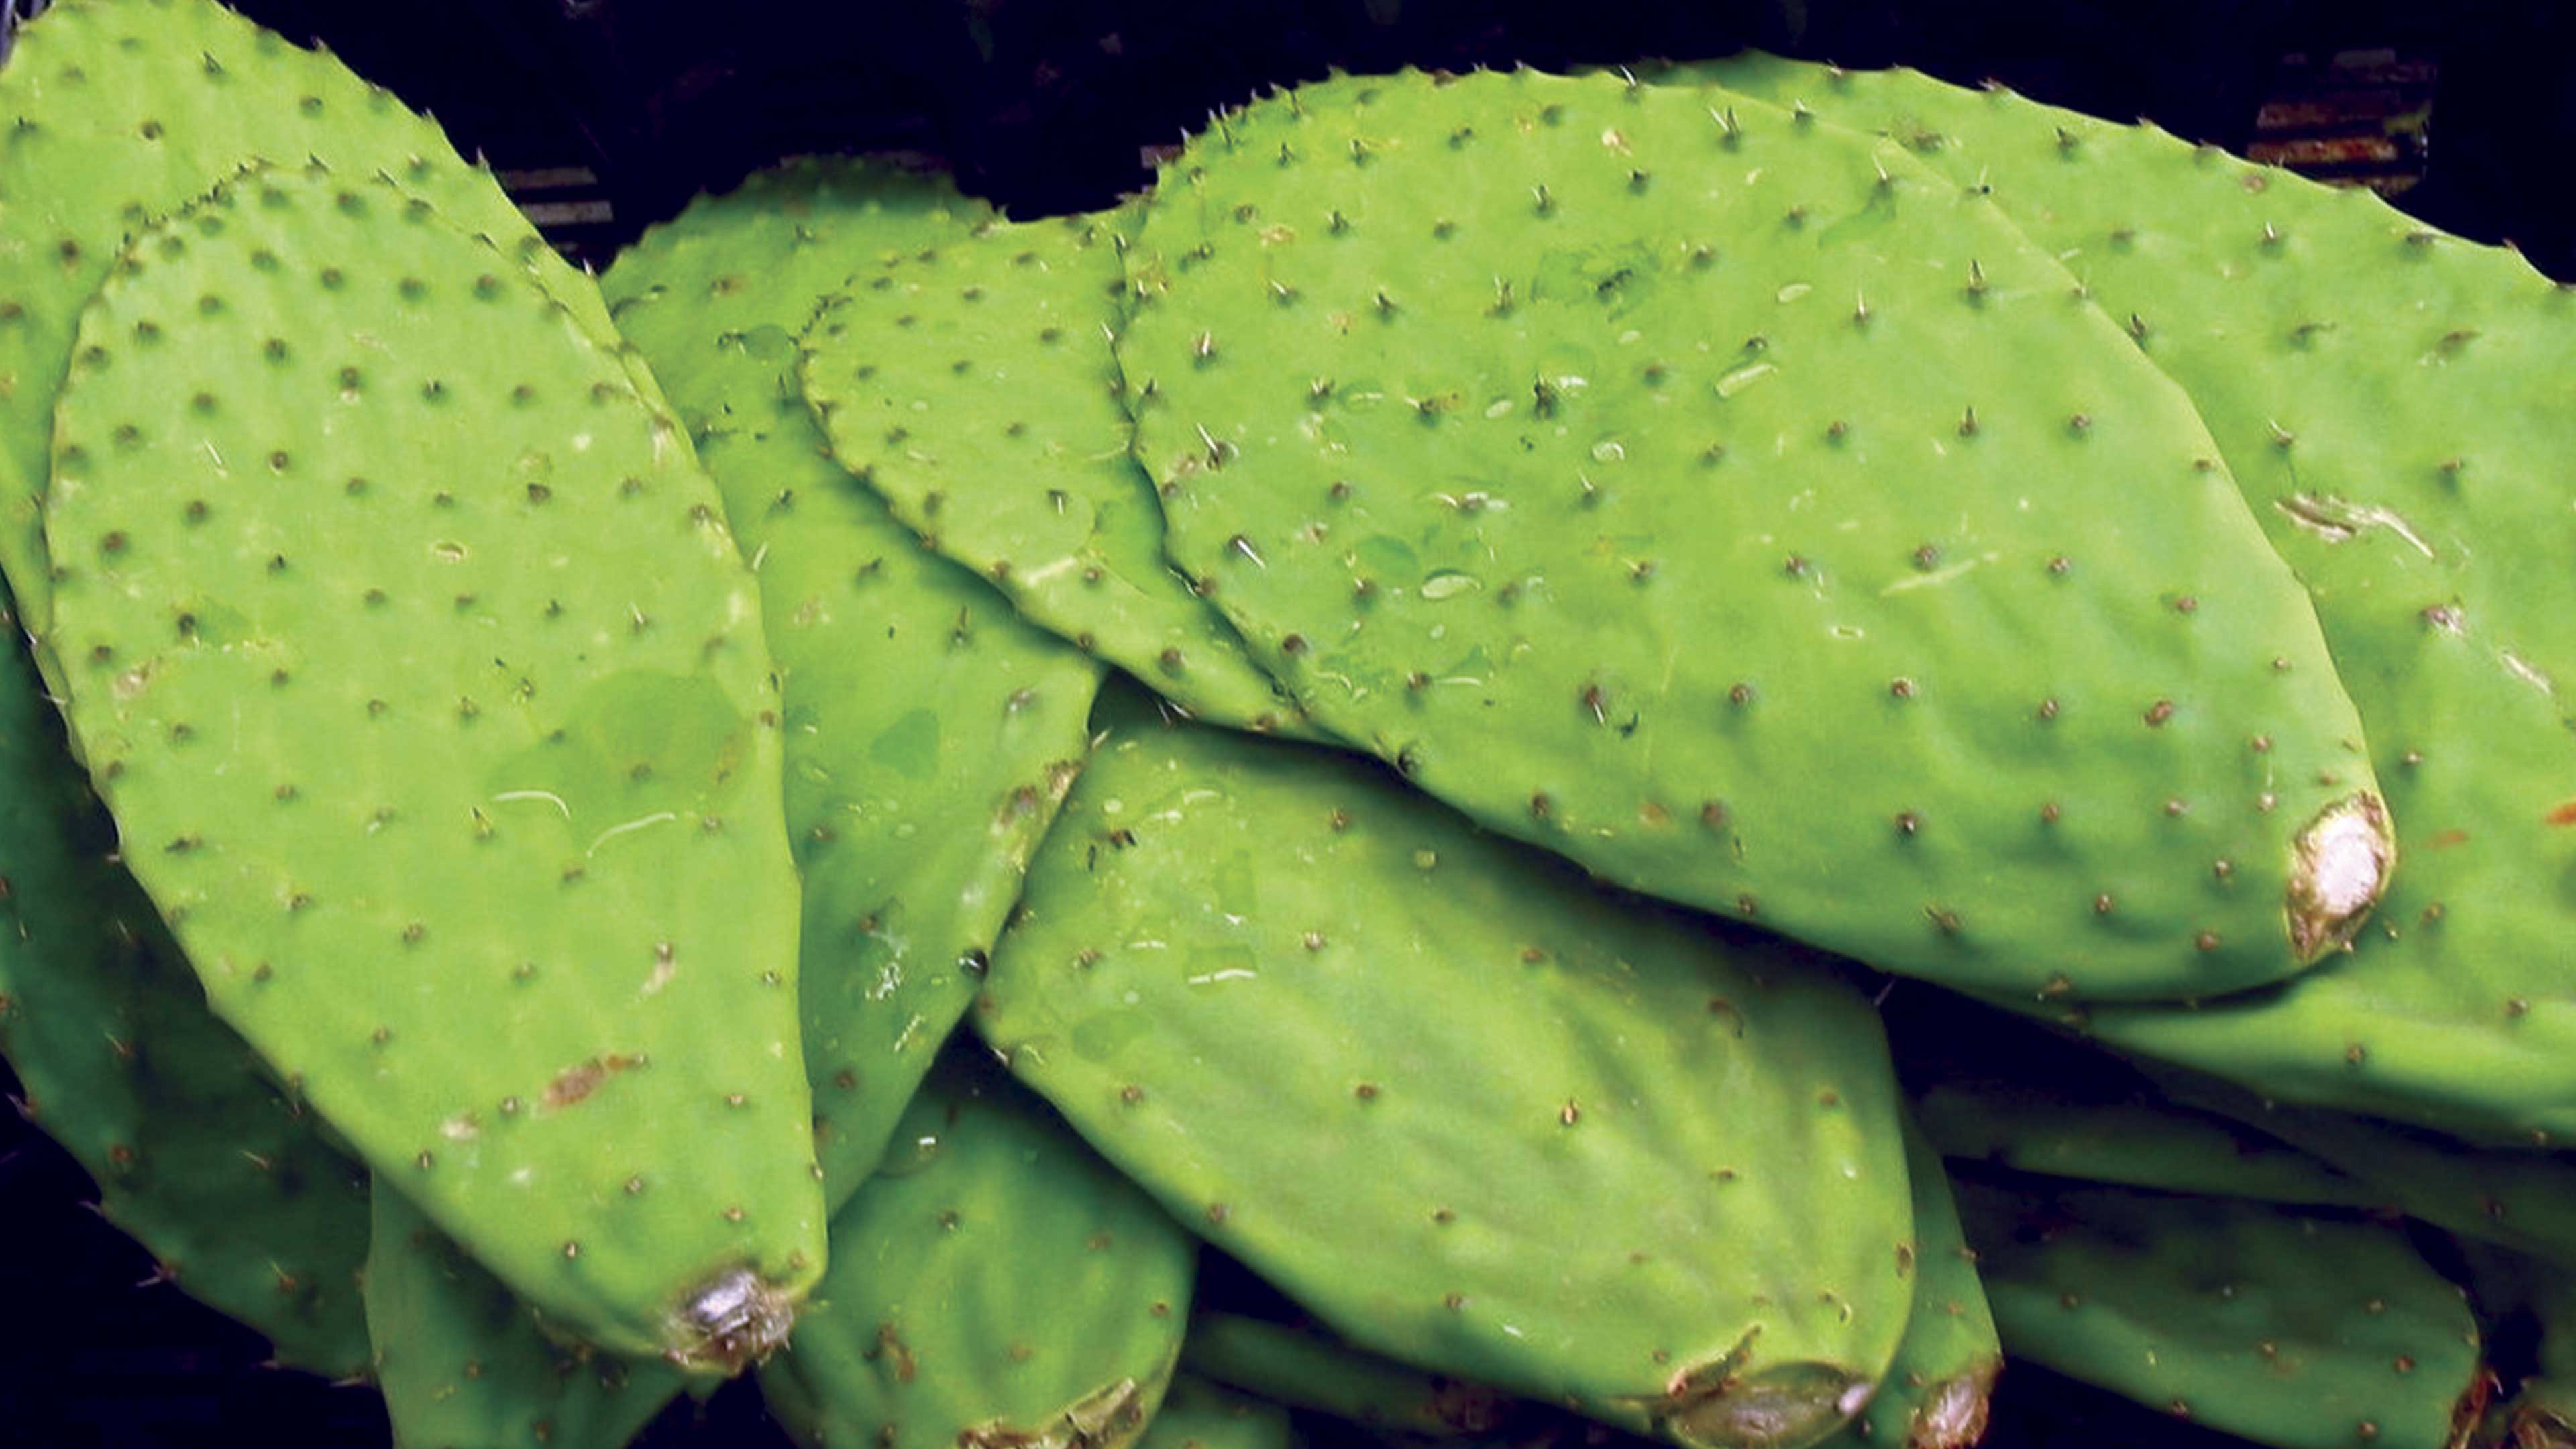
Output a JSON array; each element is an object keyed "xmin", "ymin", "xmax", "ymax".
[
  {"xmin": 1691, "ymin": 51, "xmax": 2576, "ymax": 1144},
  {"xmin": 757, "ymin": 1053, "xmax": 1193, "ymax": 1449},
  {"xmin": 1142, "ymin": 1377, "xmax": 1299, "ymax": 1449},
  {"xmin": 1120, "ymin": 69, "xmax": 2383, "ymax": 1003},
  {"xmin": 1178, "ymin": 1313, "xmax": 1517, "ymax": 1438},
  {"xmin": 0, "ymin": 609, "xmax": 369, "ymax": 1375},
  {"xmin": 1821, "ymin": 1126, "xmax": 1996, "ymax": 1449},
  {"xmin": 600, "ymin": 160, "xmax": 1105, "ymax": 1205},
  {"xmin": 1960, "ymin": 1181, "xmax": 2483, "ymax": 1449},
  {"xmin": 43, "ymin": 167, "xmax": 822, "ymax": 1359},
  {"xmin": 981, "ymin": 684, "xmax": 1911, "ymax": 1446},
  {"xmin": 367, "ymin": 1182, "xmax": 692, "ymax": 1449},
  {"xmin": 800, "ymin": 211, "xmax": 1307, "ymax": 737},
  {"xmin": 0, "ymin": 0, "xmax": 633, "ymax": 662}
]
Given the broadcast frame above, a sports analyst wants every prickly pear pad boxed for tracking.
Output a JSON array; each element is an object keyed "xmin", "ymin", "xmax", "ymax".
[
  {"xmin": 1178, "ymin": 1313, "xmax": 1518, "ymax": 1438},
  {"xmin": 1143, "ymin": 1376, "xmax": 1301, "ymax": 1449},
  {"xmin": 0, "ymin": 610, "xmax": 370, "ymax": 1376},
  {"xmin": 1821, "ymin": 1125, "xmax": 1996, "ymax": 1449},
  {"xmin": 0, "ymin": 0, "xmax": 637, "ymax": 663},
  {"xmin": 602, "ymin": 159, "xmax": 1104, "ymax": 1207},
  {"xmin": 756, "ymin": 1051, "xmax": 1193, "ymax": 1449},
  {"xmin": 1690, "ymin": 54, "xmax": 2576, "ymax": 1148},
  {"xmin": 979, "ymin": 682, "xmax": 1913, "ymax": 1447},
  {"xmin": 1913, "ymin": 1083, "xmax": 2377, "ymax": 1210},
  {"xmin": 2140, "ymin": 1064, "xmax": 2576, "ymax": 1269},
  {"xmin": 367, "ymin": 1181, "xmax": 692, "ymax": 1449},
  {"xmin": 1957, "ymin": 1181, "xmax": 2485, "ymax": 1449},
  {"xmin": 43, "ymin": 168, "xmax": 823, "ymax": 1363},
  {"xmin": 1121, "ymin": 68, "xmax": 2385, "ymax": 1003},
  {"xmin": 800, "ymin": 211, "xmax": 1308, "ymax": 737}
]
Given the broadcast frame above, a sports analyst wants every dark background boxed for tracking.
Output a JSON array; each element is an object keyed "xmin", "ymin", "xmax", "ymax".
[
  {"xmin": 5, "ymin": 0, "xmax": 2572, "ymax": 1444},
  {"xmin": 9, "ymin": 0, "xmax": 2563, "ymax": 274}
]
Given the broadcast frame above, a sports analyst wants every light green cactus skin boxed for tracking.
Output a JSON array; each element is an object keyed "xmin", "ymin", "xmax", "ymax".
[
  {"xmin": 1914, "ymin": 1079, "xmax": 2379, "ymax": 1210},
  {"xmin": 366, "ymin": 1181, "xmax": 695, "ymax": 1449},
  {"xmin": 979, "ymin": 680, "xmax": 1912, "ymax": 1448},
  {"xmin": 2134, "ymin": 1064, "xmax": 2576, "ymax": 1270},
  {"xmin": 1958, "ymin": 1180, "xmax": 2485, "ymax": 1449},
  {"xmin": 799, "ymin": 209, "xmax": 1311, "ymax": 739},
  {"xmin": 0, "ymin": 0, "xmax": 651, "ymax": 682},
  {"xmin": 757, "ymin": 1051, "xmax": 1194, "ymax": 1449},
  {"xmin": 1684, "ymin": 54, "xmax": 2576, "ymax": 1146},
  {"xmin": 0, "ymin": 599, "xmax": 371, "ymax": 1376},
  {"xmin": 600, "ymin": 160, "xmax": 1105, "ymax": 1208},
  {"xmin": 1144, "ymin": 1376, "xmax": 1301, "ymax": 1449},
  {"xmin": 1179, "ymin": 1312, "xmax": 1519, "ymax": 1438},
  {"xmin": 1816, "ymin": 1126, "xmax": 1996, "ymax": 1449},
  {"xmin": 41, "ymin": 167, "xmax": 824, "ymax": 1364},
  {"xmin": 1120, "ymin": 68, "xmax": 2386, "ymax": 1006}
]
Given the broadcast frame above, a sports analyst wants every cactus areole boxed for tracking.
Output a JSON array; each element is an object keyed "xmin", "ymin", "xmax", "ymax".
[{"xmin": 2288, "ymin": 794, "xmax": 2392, "ymax": 956}]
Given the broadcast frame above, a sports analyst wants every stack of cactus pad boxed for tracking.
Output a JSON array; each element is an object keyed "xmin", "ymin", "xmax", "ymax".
[{"xmin": 6, "ymin": 2, "xmax": 2576, "ymax": 1446}]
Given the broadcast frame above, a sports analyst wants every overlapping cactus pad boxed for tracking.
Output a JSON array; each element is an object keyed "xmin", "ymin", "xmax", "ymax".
[
  {"xmin": 600, "ymin": 161, "xmax": 1106, "ymax": 1209},
  {"xmin": 1118, "ymin": 68, "xmax": 2390, "ymax": 1004},
  {"xmin": 1822, "ymin": 1122, "xmax": 1998, "ymax": 1449},
  {"xmin": 42, "ymin": 164, "xmax": 823, "ymax": 1364},
  {"xmin": 756, "ymin": 1050, "xmax": 1195, "ymax": 1449},
  {"xmin": 798, "ymin": 209, "xmax": 1311, "ymax": 737},
  {"xmin": 979, "ymin": 684, "xmax": 1915, "ymax": 1444},
  {"xmin": 11, "ymin": 1, "xmax": 2576, "ymax": 1445},
  {"xmin": 366, "ymin": 1183, "xmax": 694, "ymax": 1449},
  {"xmin": 0, "ymin": 0, "xmax": 645, "ymax": 682},
  {"xmin": 0, "ymin": 586, "xmax": 372, "ymax": 1377},
  {"xmin": 1957, "ymin": 1181, "xmax": 2487, "ymax": 1449},
  {"xmin": 1686, "ymin": 46, "xmax": 2576, "ymax": 1150}
]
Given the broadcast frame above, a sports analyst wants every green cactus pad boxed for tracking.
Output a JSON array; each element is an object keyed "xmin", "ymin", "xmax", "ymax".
[
  {"xmin": 600, "ymin": 160, "xmax": 1105, "ymax": 1207},
  {"xmin": 1684, "ymin": 53, "xmax": 2576, "ymax": 1147},
  {"xmin": 979, "ymin": 681, "xmax": 1912, "ymax": 1447},
  {"xmin": 1958, "ymin": 1181, "xmax": 2485, "ymax": 1449},
  {"xmin": 1119, "ymin": 68, "xmax": 2386, "ymax": 1004},
  {"xmin": 1142, "ymin": 1377, "xmax": 1301, "ymax": 1449},
  {"xmin": 799, "ymin": 210, "xmax": 1311, "ymax": 738},
  {"xmin": 0, "ymin": 606, "xmax": 370, "ymax": 1376},
  {"xmin": 757, "ymin": 1050, "xmax": 1193, "ymax": 1449},
  {"xmin": 2140, "ymin": 1065, "xmax": 2576, "ymax": 1269},
  {"xmin": 42, "ymin": 166, "xmax": 824, "ymax": 1364},
  {"xmin": 367, "ymin": 1181, "xmax": 693, "ymax": 1449},
  {"xmin": 1914, "ymin": 1081, "xmax": 2377, "ymax": 1210},
  {"xmin": 0, "ymin": 0, "xmax": 641, "ymax": 674},
  {"xmin": 1821, "ymin": 1125, "xmax": 1996, "ymax": 1449},
  {"xmin": 1179, "ymin": 1313, "xmax": 1519, "ymax": 1437}
]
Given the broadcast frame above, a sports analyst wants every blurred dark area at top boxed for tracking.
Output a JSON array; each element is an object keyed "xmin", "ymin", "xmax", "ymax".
[{"xmin": 155, "ymin": 0, "xmax": 2576, "ymax": 282}]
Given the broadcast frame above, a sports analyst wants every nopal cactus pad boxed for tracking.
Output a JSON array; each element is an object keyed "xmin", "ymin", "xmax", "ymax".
[
  {"xmin": 367, "ymin": 1181, "xmax": 692, "ymax": 1449},
  {"xmin": 0, "ymin": 0, "xmax": 640, "ymax": 666},
  {"xmin": 601, "ymin": 159, "xmax": 1105, "ymax": 1207},
  {"xmin": 799, "ymin": 209, "xmax": 1309, "ymax": 738},
  {"xmin": 2133, "ymin": 1061, "xmax": 2576, "ymax": 1269},
  {"xmin": 1141, "ymin": 1376, "xmax": 1301, "ymax": 1449},
  {"xmin": 1817, "ymin": 1123, "xmax": 1996, "ymax": 1449},
  {"xmin": 1119, "ymin": 68, "xmax": 2388, "ymax": 1003},
  {"xmin": 1688, "ymin": 52, "xmax": 2576, "ymax": 1150},
  {"xmin": 1913, "ymin": 1079, "xmax": 2377, "ymax": 1210},
  {"xmin": 0, "ymin": 610, "xmax": 370, "ymax": 1376},
  {"xmin": 1178, "ymin": 1311, "xmax": 1521, "ymax": 1438},
  {"xmin": 755, "ymin": 1049, "xmax": 1193, "ymax": 1449},
  {"xmin": 1957, "ymin": 1179, "xmax": 2487, "ymax": 1449},
  {"xmin": 978, "ymin": 682, "xmax": 1913, "ymax": 1448},
  {"xmin": 41, "ymin": 167, "xmax": 824, "ymax": 1364}
]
